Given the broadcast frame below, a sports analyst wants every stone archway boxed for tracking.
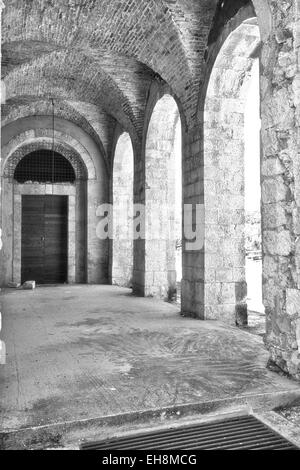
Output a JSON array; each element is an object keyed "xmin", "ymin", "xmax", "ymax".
[
  {"xmin": 1, "ymin": 117, "xmax": 109, "ymax": 285},
  {"xmin": 1, "ymin": 142, "xmax": 89, "ymax": 286},
  {"xmin": 112, "ymin": 132, "xmax": 134, "ymax": 287},
  {"xmin": 2, "ymin": 130, "xmax": 97, "ymax": 181},
  {"xmin": 3, "ymin": 141, "xmax": 88, "ymax": 181},
  {"xmin": 202, "ymin": 17, "xmax": 261, "ymax": 324},
  {"xmin": 143, "ymin": 94, "xmax": 182, "ymax": 300}
]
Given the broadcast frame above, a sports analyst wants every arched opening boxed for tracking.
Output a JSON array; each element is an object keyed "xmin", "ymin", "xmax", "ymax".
[
  {"xmin": 14, "ymin": 149, "xmax": 76, "ymax": 183},
  {"xmin": 145, "ymin": 94, "xmax": 182, "ymax": 302},
  {"xmin": 2, "ymin": 145, "xmax": 88, "ymax": 286},
  {"xmin": 112, "ymin": 132, "xmax": 134, "ymax": 287},
  {"xmin": 244, "ymin": 59, "xmax": 265, "ymax": 332},
  {"xmin": 204, "ymin": 18, "xmax": 264, "ymax": 330}
]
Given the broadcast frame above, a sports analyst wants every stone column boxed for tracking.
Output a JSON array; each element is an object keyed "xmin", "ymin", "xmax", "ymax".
[
  {"xmin": 262, "ymin": 0, "xmax": 300, "ymax": 379},
  {"xmin": 132, "ymin": 142, "xmax": 145, "ymax": 296},
  {"xmin": 87, "ymin": 179, "xmax": 109, "ymax": 284},
  {"xmin": 181, "ymin": 124, "xmax": 205, "ymax": 318}
]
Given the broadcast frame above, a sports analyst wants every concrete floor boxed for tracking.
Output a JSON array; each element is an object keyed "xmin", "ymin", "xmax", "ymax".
[{"xmin": 1, "ymin": 285, "xmax": 300, "ymax": 437}]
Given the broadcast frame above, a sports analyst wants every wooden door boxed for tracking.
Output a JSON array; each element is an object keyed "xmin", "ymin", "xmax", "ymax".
[{"xmin": 21, "ymin": 195, "xmax": 68, "ymax": 284}]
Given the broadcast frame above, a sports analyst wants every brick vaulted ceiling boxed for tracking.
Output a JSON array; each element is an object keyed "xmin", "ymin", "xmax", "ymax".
[{"xmin": 2, "ymin": 0, "xmax": 219, "ymax": 153}]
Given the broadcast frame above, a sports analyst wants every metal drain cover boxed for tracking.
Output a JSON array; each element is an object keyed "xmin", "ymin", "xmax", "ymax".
[{"xmin": 81, "ymin": 415, "xmax": 298, "ymax": 450}]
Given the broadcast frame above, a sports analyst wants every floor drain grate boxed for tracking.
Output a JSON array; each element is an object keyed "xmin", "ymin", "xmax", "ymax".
[{"xmin": 81, "ymin": 415, "xmax": 298, "ymax": 450}]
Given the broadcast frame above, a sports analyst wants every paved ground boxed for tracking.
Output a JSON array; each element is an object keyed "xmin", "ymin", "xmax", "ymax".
[{"xmin": 0, "ymin": 285, "xmax": 299, "ymax": 435}]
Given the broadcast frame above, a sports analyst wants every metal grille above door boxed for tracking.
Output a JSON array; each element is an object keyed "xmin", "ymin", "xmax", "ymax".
[
  {"xmin": 14, "ymin": 149, "xmax": 76, "ymax": 184},
  {"xmin": 81, "ymin": 415, "xmax": 298, "ymax": 450}
]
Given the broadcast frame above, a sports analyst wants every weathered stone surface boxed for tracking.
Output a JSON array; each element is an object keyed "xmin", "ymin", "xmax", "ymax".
[
  {"xmin": 262, "ymin": 203, "xmax": 287, "ymax": 230},
  {"xmin": 264, "ymin": 230, "xmax": 292, "ymax": 257},
  {"xmin": 7, "ymin": 282, "xmax": 20, "ymax": 288},
  {"xmin": 262, "ymin": 178, "xmax": 289, "ymax": 204},
  {"xmin": 261, "ymin": 0, "xmax": 300, "ymax": 380},
  {"xmin": 262, "ymin": 158, "xmax": 285, "ymax": 177},
  {"xmin": 22, "ymin": 281, "xmax": 36, "ymax": 290},
  {"xmin": 296, "ymin": 319, "xmax": 300, "ymax": 351},
  {"xmin": 286, "ymin": 289, "xmax": 300, "ymax": 317}
]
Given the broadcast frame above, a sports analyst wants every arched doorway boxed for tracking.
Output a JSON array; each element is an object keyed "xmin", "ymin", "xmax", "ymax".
[
  {"xmin": 204, "ymin": 17, "xmax": 263, "ymax": 327},
  {"xmin": 14, "ymin": 149, "xmax": 76, "ymax": 284},
  {"xmin": 112, "ymin": 132, "xmax": 134, "ymax": 287},
  {"xmin": 2, "ymin": 146, "xmax": 88, "ymax": 285},
  {"xmin": 144, "ymin": 94, "xmax": 182, "ymax": 302}
]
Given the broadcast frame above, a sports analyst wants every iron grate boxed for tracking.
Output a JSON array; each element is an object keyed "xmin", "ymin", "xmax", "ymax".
[
  {"xmin": 14, "ymin": 149, "xmax": 76, "ymax": 184},
  {"xmin": 81, "ymin": 415, "xmax": 298, "ymax": 450}
]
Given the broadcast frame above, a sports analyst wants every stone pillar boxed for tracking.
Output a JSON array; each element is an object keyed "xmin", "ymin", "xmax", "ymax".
[
  {"xmin": 181, "ymin": 124, "xmax": 205, "ymax": 318},
  {"xmin": 132, "ymin": 142, "xmax": 145, "ymax": 296},
  {"xmin": 87, "ymin": 179, "xmax": 109, "ymax": 284},
  {"xmin": 262, "ymin": 0, "xmax": 300, "ymax": 379}
]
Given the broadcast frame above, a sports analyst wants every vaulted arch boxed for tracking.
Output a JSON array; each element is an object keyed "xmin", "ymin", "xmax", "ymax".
[
  {"xmin": 111, "ymin": 132, "xmax": 134, "ymax": 287},
  {"xmin": 203, "ymin": 18, "xmax": 261, "ymax": 324},
  {"xmin": 139, "ymin": 94, "xmax": 182, "ymax": 300}
]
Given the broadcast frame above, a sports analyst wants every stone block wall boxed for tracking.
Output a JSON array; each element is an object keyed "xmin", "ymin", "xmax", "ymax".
[
  {"xmin": 181, "ymin": 125, "xmax": 205, "ymax": 318},
  {"xmin": 261, "ymin": 0, "xmax": 300, "ymax": 378}
]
